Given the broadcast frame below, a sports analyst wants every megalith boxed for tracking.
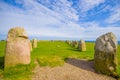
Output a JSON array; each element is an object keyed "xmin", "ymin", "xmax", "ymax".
[
  {"xmin": 32, "ymin": 38, "xmax": 37, "ymax": 48},
  {"xmin": 72, "ymin": 41, "xmax": 78, "ymax": 47},
  {"xmin": 78, "ymin": 40, "xmax": 86, "ymax": 51},
  {"xmin": 94, "ymin": 32, "xmax": 118, "ymax": 75},
  {"xmin": 65, "ymin": 40, "xmax": 71, "ymax": 45},
  {"xmin": 5, "ymin": 27, "xmax": 31, "ymax": 69},
  {"xmin": 30, "ymin": 41, "xmax": 32, "ymax": 51}
]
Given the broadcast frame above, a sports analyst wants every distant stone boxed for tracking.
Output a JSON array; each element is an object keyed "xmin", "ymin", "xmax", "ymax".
[
  {"xmin": 78, "ymin": 40, "xmax": 86, "ymax": 51},
  {"xmin": 65, "ymin": 40, "xmax": 71, "ymax": 45},
  {"xmin": 65, "ymin": 40, "xmax": 69, "ymax": 44},
  {"xmin": 94, "ymin": 32, "xmax": 118, "ymax": 75},
  {"xmin": 5, "ymin": 27, "xmax": 31, "ymax": 69},
  {"xmin": 68, "ymin": 41, "xmax": 72, "ymax": 45},
  {"xmin": 72, "ymin": 41, "xmax": 78, "ymax": 47},
  {"xmin": 32, "ymin": 38, "xmax": 37, "ymax": 48},
  {"xmin": 30, "ymin": 41, "xmax": 32, "ymax": 51}
]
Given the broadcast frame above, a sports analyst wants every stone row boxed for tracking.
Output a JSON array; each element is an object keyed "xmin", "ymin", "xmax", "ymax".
[
  {"xmin": 65, "ymin": 40, "xmax": 86, "ymax": 51},
  {"xmin": 4, "ymin": 27, "xmax": 118, "ymax": 76}
]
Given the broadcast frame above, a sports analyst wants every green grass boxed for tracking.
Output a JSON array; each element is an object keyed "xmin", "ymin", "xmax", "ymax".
[
  {"xmin": 3, "ymin": 63, "xmax": 35, "ymax": 80},
  {"xmin": 31, "ymin": 41, "xmax": 95, "ymax": 68},
  {"xmin": 0, "ymin": 40, "xmax": 120, "ymax": 80},
  {"xmin": 0, "ymin": 41, "xmax": 36, "ymax": 80},
  {"xmin": 0, "ymin": 41, "xmax": 5, "ymax": 70},
  {"xmin": 32, "ymin": 41, "xmax": 94, "ymax": 60},
  {"xmin": 117, "ymin": 44, "xmax": 120, "ymax": 77}
]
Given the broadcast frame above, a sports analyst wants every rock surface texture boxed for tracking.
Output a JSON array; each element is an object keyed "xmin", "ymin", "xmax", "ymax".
[
  {"xmin": 5, "ymin": 27, "xmax": 31, "ymax": 69},
  {"xmin": 94, "ymin": 32, "xmax": 118, "ymax": 75},
  {"xmin": 78, "ymin": 40, "xmax": 86, "ymax": 51}
]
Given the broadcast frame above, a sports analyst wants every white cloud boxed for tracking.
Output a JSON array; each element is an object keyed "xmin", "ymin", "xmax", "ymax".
[
  {"xmin": 36, "ymin": 0, "xmax": 79, "ymax": 22},
  {"xmin": 105, "ymin": 6, "xmax": 120, "ymax": 23},
  {"xmin": 76, "ymin": 0, "xmax": 106, "ymax": 18},
  {"xmin": 79, "ymin": 0, "xmax": 105, "ymax": 12},
  {"xmin": 0, "ymin": 0, "xmax": 78, "ymax": 37},
  {"xmin": 0, "ymin": 0, "xmax": 120, "ymax": 40}
]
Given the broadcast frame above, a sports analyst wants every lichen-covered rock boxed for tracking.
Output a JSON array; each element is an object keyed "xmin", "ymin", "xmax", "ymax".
[
  {"xmin": 94, "ymin": 32, "xmax": 118, "ymax": 75},
  {"xmin": 32, "ymin": 38, "xmax": 37, "ymax": 48},
  {"xmin": 78, "ymin": 40, "xmax": 86, "ymax": 51},
  {"xmin": 5, "ymin": 27, "xmax": 31, "ymax": 69}
]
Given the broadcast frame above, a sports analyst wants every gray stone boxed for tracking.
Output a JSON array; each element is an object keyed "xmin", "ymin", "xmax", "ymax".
[{"xmin": 94, "ymin": 32, "xmax": 118, "ymax": 75}]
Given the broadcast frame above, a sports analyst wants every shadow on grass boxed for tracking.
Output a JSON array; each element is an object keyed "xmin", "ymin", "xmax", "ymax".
[
  {"xmin": 67, "ymin": 48, "xmax": 82, "ymax": 52},
  {"xmin": 66, "ymin": 58, "xmax": 94, "ymax": 72},
  {"xmin": 0, "ymin": 57, "xmax": 4, "ymax": 69}
]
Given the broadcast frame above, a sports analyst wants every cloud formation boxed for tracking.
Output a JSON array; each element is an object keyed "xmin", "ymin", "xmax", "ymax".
[
  {"xmin": 79, "ymin": 0, "xmax": 105, "ymax": 12},
  {"xmin": 106, "ymin": 6, "xmax": 120, "ymax": 24}
]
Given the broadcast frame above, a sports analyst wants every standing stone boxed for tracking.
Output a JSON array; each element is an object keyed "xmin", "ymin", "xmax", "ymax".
[
  {"xmin": 94, "ymin": 32, "xmax": 118, "ymax": 75},
  {"xmin": 78, "ymin": 40, "xmax": 86, "ymax": 51},
  {"xmin": 5, "ymin": 27, "xmax": 31, "ymax": 69},
  {"xmin": 30, "ymin": 41, "xmax": 32, "ymax": 51},
  {"xmin": 65, "ymin": 40, "xmax": 71, "ymax": 45},
  {"xmin": 72, "ymin": 41, "xmax": 78, "ymax": 47},
  {"xmin": 68, "ymin": 41, "xmax": 72, "ymax": 45},
  {"xmin": 32, "ymin": 38, "xmax": 37, "ymax": 48},
  {"xmin": 65, "ymin": 40, "xmax": 69, "ymax": 44}
]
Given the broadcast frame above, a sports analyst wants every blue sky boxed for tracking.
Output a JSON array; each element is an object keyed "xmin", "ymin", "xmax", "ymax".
[{"xmin": 0, "ymin": 0, "xmax": 120, "ymax": 40}]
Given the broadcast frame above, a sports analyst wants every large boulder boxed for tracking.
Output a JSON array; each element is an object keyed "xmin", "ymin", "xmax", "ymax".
[
  {"xmin": 5, "ymin": 27, "xmax": 31, "ymax": 69},
  {"xmin": 78, "ymin": 40, "xmax": 86, "ymax": 51},
  {"xmin": 32, "ymin": 38, "xmax": 37, "ymax": 48},
  {"xmin": 94, "ymin": 32, "xmax": 118, "ymax": 75}
]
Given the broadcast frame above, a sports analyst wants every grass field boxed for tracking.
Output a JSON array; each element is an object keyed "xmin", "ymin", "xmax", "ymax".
[{"xmin": 0, "ymin": 40, "xmax": 120, "ymax": 80}]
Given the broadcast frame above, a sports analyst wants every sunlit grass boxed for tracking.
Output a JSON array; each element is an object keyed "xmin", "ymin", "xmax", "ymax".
[{"xmin": 0, "ymin": 40, "xmax": 120, "ymax": 80}]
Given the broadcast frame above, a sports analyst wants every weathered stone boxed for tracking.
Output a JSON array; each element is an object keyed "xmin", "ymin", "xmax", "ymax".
[
  {"xmin": 72, "ymin": 41, "xmax": 78, "ymax": 47},
  {"xmin": 32, "ymin": 38, "xmax": 37, "ymax": 48},
  {"xmin": 78, "ymin": 40, "xmax": 86, "ymax": 51},
  {"xmin": 5, "ymin": 27, "xmax": 31, "ymax": 69},
  {"xmin": 94, "ymin": 32, "xmax": 118, "ymax": 75}
]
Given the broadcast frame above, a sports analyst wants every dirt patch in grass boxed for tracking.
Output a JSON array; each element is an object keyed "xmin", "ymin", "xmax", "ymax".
[{"xmin": 32, "ymin": 58, "xmax": 116, "ymax": 80}]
